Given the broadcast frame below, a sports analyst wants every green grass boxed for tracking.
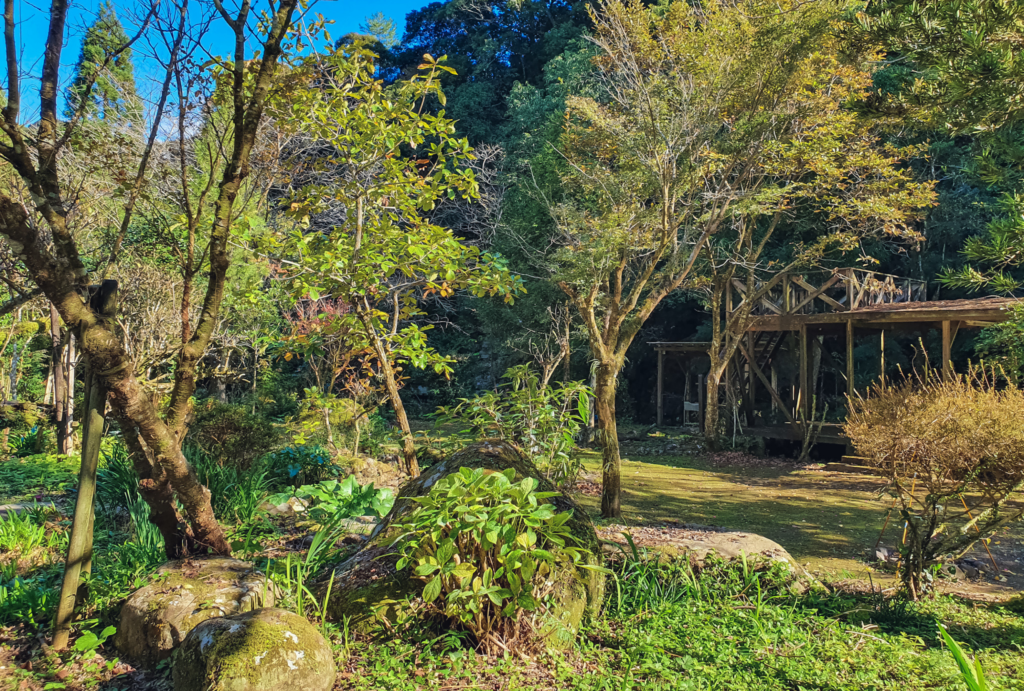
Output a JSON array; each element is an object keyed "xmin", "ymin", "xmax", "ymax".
[
  {"xmin": 320, "ymin": 551, "xmax": 1024, "ymax": 691},
  {"xmin": 2, "ymin": 435, "xmax": 1023, "ymax": 691},
  {"xmin": 0, "ymin": 453, "xmax": 78, "ymax": 501}
]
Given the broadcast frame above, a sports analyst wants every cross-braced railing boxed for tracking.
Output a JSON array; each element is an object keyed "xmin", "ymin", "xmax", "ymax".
[{"xmin": 728, "ymin": 268, "xmax": 928, "ymax": 317}]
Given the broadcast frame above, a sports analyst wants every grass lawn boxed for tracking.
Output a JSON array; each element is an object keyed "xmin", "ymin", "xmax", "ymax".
[{"xmin": 574, "ymin": 438, "xmax": 1024, "ymax": 597}]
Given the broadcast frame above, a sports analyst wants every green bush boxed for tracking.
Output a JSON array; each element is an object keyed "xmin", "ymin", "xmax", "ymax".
[
  {"xmin": 433, "ymin": 366, "xmax": 591, "ymax": 488},
  {"xmin": 266, "ymin": 476, "xmax": 394, "ymax": 523},
  {"xmin": 187, "ymin": 400, "xmax": 282, "ymax": 469},
  {"xmin": 391, "ymin": 466, "xmax": 592, "ymax": 654},
  {"xmin": 264, "ymin": 444, "xmax": 337, "ymax": 488}
]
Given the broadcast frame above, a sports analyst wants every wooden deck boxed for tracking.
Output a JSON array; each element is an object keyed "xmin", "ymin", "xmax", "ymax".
[
  {"xmin": 651, "ymin": 268, "xmax": 1021, "ymax": 444},
  {"xmin": 749, "ymin": 296, "xmax": 1017, "ymax": 331}
]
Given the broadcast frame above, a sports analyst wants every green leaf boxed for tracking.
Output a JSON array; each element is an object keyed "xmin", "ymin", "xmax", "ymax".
[{"xmin": 423, "ymin": 577, "xmax": 442, "ymax": 603}]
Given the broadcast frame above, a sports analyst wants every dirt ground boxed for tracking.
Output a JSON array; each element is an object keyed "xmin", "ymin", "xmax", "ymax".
[{"xmin": 573, "ymin": 435, "xmax": 1024, "ymax": 600}]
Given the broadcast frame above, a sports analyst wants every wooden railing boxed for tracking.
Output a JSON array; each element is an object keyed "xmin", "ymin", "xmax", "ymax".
[{"xmin": 728, "ymin": 268, "xmax": 928, "ymax": 316}]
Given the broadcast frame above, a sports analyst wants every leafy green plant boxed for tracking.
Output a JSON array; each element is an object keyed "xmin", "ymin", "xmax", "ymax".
[
  {"xmin": 433, "ymin": 366, "xmax": 591, "ymax": 487},
  {"xmin": 266, "ymin": 476, "xmax": 394, "ymax": 524},
  {"xmin": 264, "ymin": 444, "xmax": 337, "ymax": 488},
  {"xmin": 74, "ymin": 625, "xmax": 117, "ymax": 655},
  {"xmin": 97, "ymin": 441, "xmax": 141, "ymax": 521},
  {"xmin": 939, "ymin": 624, "xmax": 990, "ymax": 691},
  {"xmin": 391, "ymin": 467, "xmax": 592, "ymax": 653}
]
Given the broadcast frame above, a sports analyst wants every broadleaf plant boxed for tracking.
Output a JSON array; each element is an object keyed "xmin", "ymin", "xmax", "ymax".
[{"xmin": 391, "ymin": 467, "xmax": 590, "ymax": 653}]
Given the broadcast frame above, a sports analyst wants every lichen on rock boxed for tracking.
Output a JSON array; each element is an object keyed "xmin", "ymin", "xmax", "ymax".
[
  {"xmin": 172, "ymin": 608, "xmax": 335, "ymax": 691},
  {"xmin": 314, "ymin": 440, "xmax": 605, "ymax": 648},
  {"xmin": 116, "ymin": 557, "xmax": 277, "ymax": 668}
]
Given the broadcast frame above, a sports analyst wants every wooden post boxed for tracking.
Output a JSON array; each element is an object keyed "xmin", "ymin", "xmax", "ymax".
[
  {"xmin": 698, "ymin": 373, "xmax": 706, "ymax": 433},
  {"xmin": 846, "ymin": 319, "xmax": 855, "ymax": 397},
  {"xmin": 942, "ymin": 320, "xmax": 951, "ymax": 381},
  {"xmin": 880, "ymin": 330, "xmax": 886, "ymax": 384},
  {"xmin": 656, "ymin": 349, "xmax": 664, "ymax": 427},
  {"xmin": 770, "ymin": 363, "xmax": 778, "ymax": 414},
  {"xmin": 846, "ymin": 269, "xmax": 854, "ymax": 309},
  {"xmin": 799, "ymin": 324, "xmax": 810, "ymax": 420},
  {"xmin": 783, "ymin": 274, "xmax": 791, "ymax": 314},
  {"xmin": 52, "ymin": 282, "xmax": 116, "ymax": 650},
  {"xmin": 747, "ymin": 332, "xmax": 757, "ymax": 425}
]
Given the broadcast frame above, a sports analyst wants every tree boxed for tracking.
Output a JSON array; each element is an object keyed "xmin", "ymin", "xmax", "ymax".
[
  {"xmin": 537, "ymin": 0, "xmax": 932, "ymax": 516},
  {"xmin": 65, "ymin": 1, "xmax": 139, "ymax": 121},
  {"xmin": 385, "ymin": 0, "xmax": 589, "ymax": 143},
  {"xmin": 846, "ymin": 370, "xmax": 1024, "ymax": 597},
  {"xmin": 696, "ymin": 39, "xmax": 935, "ymax": 445},
  {"xmin": 275, "ymin": 42, "xmax": 522, "ymax": 475},
  {"xmin": 0, "ymin": 0, "xmax": 301, "ymax": 557},
  {"xmin": 862, "ymin": 1, "xmax": 1024, "ymax": 292},
  {"xmin": 360, "ymin": 12, "xmax": 400, "ymax": 49}
]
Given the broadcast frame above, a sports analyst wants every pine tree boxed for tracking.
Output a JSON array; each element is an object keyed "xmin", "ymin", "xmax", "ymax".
[{"xmin": 65, "ymin": 2, "xmax": 138, "ymax": 121}]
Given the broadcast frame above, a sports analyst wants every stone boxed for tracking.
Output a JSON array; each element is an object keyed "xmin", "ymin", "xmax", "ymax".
[
  {"xmin": 595, "ymin": 523, "xmax": 821, "ymax": 592},
  {"xmin": 173, "ymin": 608, "xmax": 335, "ymax": 691},
  {"xmin": 314, "ymin": 440, "xmax": 605, "ymax": 648},
  {"xmin": 116, "ymin": 557, "xmax": 276, "ymax": 668},
  {"xmin": 340, "ymin": 455, "xmax": 404, "ymax": 490}
]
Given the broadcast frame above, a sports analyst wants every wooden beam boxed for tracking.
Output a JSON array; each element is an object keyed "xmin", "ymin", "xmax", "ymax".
[
  {"xmin": 942, "ymin": 320, "xmax": 951, "ymax": 381},
  {"xmin": 791, "ymin": 275, "xmax": 845, "ymax": 313},
  {"xmin": 698, "ymin": 373, "xmax": 706, "ymax": 433},
  {"xmin": 657, "ymin": 348, "xmax": 664, "ymax": 426},
  {"xmin": 846, "ymin": 320, "xmax": 855, "ymax": 396},
  {"xmin": 748, "ymin": 300, "xmax": 1016, "ymax": 331},
  {"xmin": 738, "ymin": 340, "xmax": 795, "ymax": 423},
  {"xmin": 748, "ymin": 332, "xmax": 757, "ymax": 410},
  {"xmin": 799, "ymin": 323, "xmax": 810, "ymax": 420}
]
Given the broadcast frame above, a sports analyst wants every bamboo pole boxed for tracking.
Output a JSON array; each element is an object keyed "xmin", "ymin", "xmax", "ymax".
[{"xmin": 52, "ymin": 282, "xmax": 116, "ymax": 650}]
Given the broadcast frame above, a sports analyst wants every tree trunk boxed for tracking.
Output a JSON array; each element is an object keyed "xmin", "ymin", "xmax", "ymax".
[
  {"xmin": 381, "ymin": 360, "xmax": 418, "ymax": 477},
  {"xmin": 704, "ymin": 365, "xmax": 725, "ymax": 450},
  {"xmin": 111, "ymin": 408, "xmax": 195, "ymax": 558},
  {"xmin": 595, "ymin": 361, "xmax": 622, "ymax": 518},
  {"xmin": 359, "ymin": 307, "xmax": 418, "ymax": 476},
  {"xmin": 49, "ymin": 309, "xmax": 68, "ymax": 454}
]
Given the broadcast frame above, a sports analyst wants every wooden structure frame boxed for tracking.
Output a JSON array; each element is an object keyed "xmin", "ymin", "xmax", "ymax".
[{"xmin": 653, "ymin": 269, "xmax": 1018, "ymax": 444}]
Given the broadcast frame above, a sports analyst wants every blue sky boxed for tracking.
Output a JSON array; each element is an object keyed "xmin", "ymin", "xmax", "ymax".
[{"xmin": 8, "ymin": 0, "xmax": 431, "ymax": 120}]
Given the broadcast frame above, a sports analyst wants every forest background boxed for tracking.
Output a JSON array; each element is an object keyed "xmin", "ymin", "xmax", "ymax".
[{"xmin": 2, "ymin": 0, "xmax": 1023, "ymax": 527}]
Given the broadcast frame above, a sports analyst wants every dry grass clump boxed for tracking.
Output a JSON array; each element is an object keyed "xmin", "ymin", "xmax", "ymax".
[{"xmin": 845, "ymin": 370, "xmax": 1024, "ymax": 597}]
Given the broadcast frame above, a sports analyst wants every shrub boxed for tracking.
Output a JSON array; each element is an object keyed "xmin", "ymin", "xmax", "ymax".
[
  {"xmin": 391, "ymin": 467, "xmax": 593, "ymax": 654},
  {"xmin": 433, "ymin": 366, "xmax": 591, "ymax": 488},
  {"xmin": 187, "ymin": 400, "xmax": 282, "ymax": 469},
  {"xmin": 264, "ymin": 444, "xmax": 337, "ymax": 488},
  {"xmin": 845, "ymin": 369, "xmax": 1024, "ymax": 597},
  {"xmin": 266, "ymin": 476, "xmax": 394, "ymax": 524}
]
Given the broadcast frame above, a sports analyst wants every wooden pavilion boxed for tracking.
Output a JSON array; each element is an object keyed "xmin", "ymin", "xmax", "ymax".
[{"xmin": 652, "ymin": 268, "xmax": 1018, "ymax": 445}]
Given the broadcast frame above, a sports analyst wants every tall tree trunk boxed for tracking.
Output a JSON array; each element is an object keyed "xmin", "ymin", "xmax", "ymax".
[
  {"xmin": 380, "ymin": 357, "xmax": 418, "ymax": 477},
  {"xmin": 595, "ymin": 361, "xmax": 622, "ymax": 518},
  {"xmin": 358, "ymin": 305, "xmax": 418, "ymax": 476}
]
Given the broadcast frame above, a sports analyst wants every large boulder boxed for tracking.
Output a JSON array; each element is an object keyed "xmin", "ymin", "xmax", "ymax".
[
  {"xmin": 117, "ymin": 557, "xmax": 276, "ymax": 668},
  {"xmin": 173, "ymin": 608, "xmax": 336, "ymax": 691},
  {"xmin": 314, "ymin": 440, "xmax": 605, "ymax": 647}
]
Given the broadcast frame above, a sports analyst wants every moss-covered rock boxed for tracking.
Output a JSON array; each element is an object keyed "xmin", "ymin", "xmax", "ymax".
[
  {"xmin": 116, "ymin": 557, "xmax": 276, "ymax": 668},
  {"xmin": 314, "ymin": 440, "xmax": 605, "ymax": 647},
  {"xmin": 173, "ymin": 608, "xmax": 335, "ymax": 691}
]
